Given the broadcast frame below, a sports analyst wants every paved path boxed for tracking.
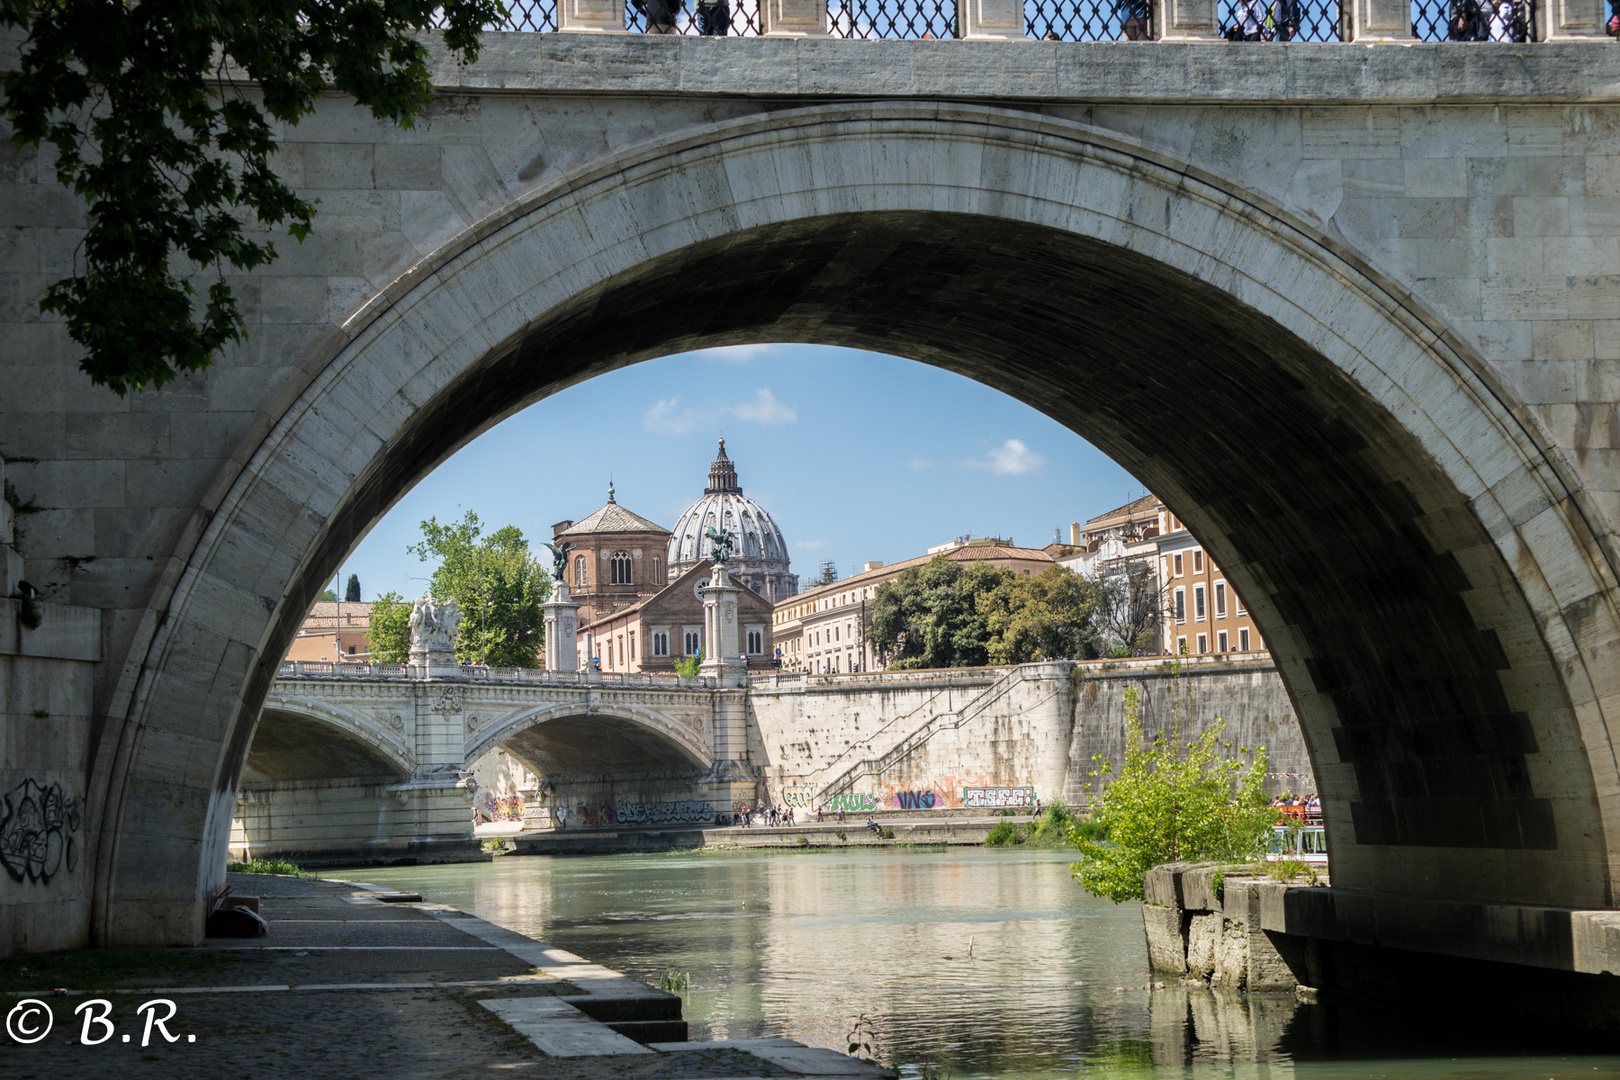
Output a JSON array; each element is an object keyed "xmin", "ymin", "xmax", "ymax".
[{"xmin": 0, "ymin": 874, "xmax": 894, "ymax": 1080}]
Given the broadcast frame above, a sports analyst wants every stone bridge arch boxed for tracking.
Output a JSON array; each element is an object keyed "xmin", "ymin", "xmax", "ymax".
[
  {"xmin": 468, "ymin": 701, "xmax": 713, "ymax": 776},
  {"xmin": 250, "ymin": 695, "xmax": 418, "ymax": 783},
  {"xmin": 91, "ymin": 101, "xmax": 1620, "ymax": 947}
]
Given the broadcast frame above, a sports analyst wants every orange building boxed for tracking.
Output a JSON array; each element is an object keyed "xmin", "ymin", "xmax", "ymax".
[
  {"xmin": 1154, "ymin": 506, "xmax": 1265, "ymax": 657},
  {"xmin": 284, "ymin": 601, "xmax": 374, "ymax": 662}
]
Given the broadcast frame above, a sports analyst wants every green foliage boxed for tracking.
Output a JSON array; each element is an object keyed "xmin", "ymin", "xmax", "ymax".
[
  {"xmin": 1070, "ymin": 669, "xmax": 1275, "ymax": 903},
  {"xmin": 985, "ymin": 820, "xmax": 1019, "ymax": 846},
  {"xmin": 345, "ymin": 574, "xmax": 362, "ymax": 603},
  {"xmin": 977, "ymin": 566, "xmax": 1103, "ymax": 664},
  {"xmin": 227, "ymin": 857, "xmax": 307, "ymax": 876},
  {"xmin": 315, "ymin": 588, "xmax": 339, "ymax": 602},
  {"xmin": 1, "ymin": 0, "xmax": 501, "ymax": 394},
  {"xmin": 847, "ymin": 1013, "xmax": 880, "ymax": 1063},
  {"xmin": 673, "ymin": 651, "xmax": 703, "ymax": 678},
  {"xmin": 984, "ymin": 803, "xmax": 1077, "ymax": 848},
  {"xmin": 368, "ymin": 590, "xmax": 412, "ymax": 664},
  {"xmin": 867, "ymin": 557, "xmax": 1101, "ymax": 670},
  {"xmin": 1211, "ymin": 869, "xmax": 1225, "ymax": 904},
  {"xmin": 659, "ymin": 968, "xmax": 691, "ymax": 994},
  {"xmin": 880, "ymin": 827, "xmax": 895, "ymax": 840},
  {"xmin": 408, "ymin": 511, "xmax": 550, "ymax": 669}
]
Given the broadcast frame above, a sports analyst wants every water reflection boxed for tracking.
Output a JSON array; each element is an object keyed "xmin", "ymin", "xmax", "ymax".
[{"xmin": 346, "ymin": 849, "xmax": 1620, "ymax": 1080}]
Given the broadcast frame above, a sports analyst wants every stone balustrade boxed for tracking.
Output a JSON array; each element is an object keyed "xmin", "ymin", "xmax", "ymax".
[{"xmin": 436, "ymin": 0, "xmax": 1607, "ymax": 41}]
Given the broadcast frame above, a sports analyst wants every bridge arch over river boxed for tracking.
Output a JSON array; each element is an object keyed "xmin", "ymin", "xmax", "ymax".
[{"xmin": 3, "ymin": 41, "xmax": 1619, "ymax": 996}]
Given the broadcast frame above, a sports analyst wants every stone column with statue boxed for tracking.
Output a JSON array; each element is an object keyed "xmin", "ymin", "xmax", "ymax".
[
  {"xmin": 541, "ymin": 540, "xmax": 580, "ymax": 673},
  {"xmin": 697, "ymin": 524, "xmax": 757, "ymax": 820},
  {"xmin": 409, "ymin": 596, "xmax": 462, "ymax": 677}
]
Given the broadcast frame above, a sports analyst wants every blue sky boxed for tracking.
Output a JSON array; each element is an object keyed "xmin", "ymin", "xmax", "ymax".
[{"xmin": 335, "ymin": 345, "xmax": 1146, "ymax": 601}]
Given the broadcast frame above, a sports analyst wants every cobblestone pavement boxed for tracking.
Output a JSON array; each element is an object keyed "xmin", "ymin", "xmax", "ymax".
[{"xmin": 0, "ymin": 875, "xmax": 801, "ymax": 1080}]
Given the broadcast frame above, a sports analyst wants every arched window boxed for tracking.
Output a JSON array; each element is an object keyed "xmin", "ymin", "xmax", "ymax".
[
  {"xmin": 653, "ymin": 556, "xmax": 662, "ymax": 582},
  {"xmin": 611, "ymin": 550, "xmax": 632, "ymax": 585},
  {"xmin": 575, "ymin": 555, "xmax": 587, "ymax": 589}
]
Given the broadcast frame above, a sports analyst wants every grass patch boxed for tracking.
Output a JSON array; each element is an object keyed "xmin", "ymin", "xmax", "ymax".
[
  {"xmin": 227, "ymin": 857, "xmax": 308, "ymax": 876},
  {"xmin": 0, "ymin": 948, "xmax": 247, "ymax": 994}
]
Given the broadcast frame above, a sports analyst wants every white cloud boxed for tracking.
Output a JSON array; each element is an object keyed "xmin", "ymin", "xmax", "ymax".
[
  {"xmin": 643, "ymin": 387, "xmax": 798, "ymax": 435},
  {"xmin": 908, "ymin": 457, "xmax": 932, "ymax": 470},
  {"xmin": 970, "ymin": 438, "xmax": 1045, "ymax": 476},
  {"xmin": 696, "ymin": 344, "xmax": 778, "ymax": 364},
  {"xmin": 643, "ymin": 396, "xmax": 703, "ymax": 435},
  {"xmin": 729, "ymin": 388, "xmax": 797, "ymax": 427}
]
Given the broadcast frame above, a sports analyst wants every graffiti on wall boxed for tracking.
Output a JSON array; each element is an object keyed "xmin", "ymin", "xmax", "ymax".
[
  {"xmin": 782, "ymin": 785, "xmax": 818, "ymax": 808},
  {"xmin": 0, "ymin": 778, "xmax": 81, "ymax": 884},
  {"xmin": 890, "ymin": 790, "xmax": 938, "ymax": 810},
  {"xmin": 962, "ymin": 786, "xmax": 1036, "ymax": 809},
  {"xmin": 824, "ymin": 793, "xmax": 880, "ymax": 813},
  {"xmin": 573, "ymin": 801, "xmax": 715, "ymax": 827},
  {"xmin": 481, "ymin": 793, "xmax": 525, "ymax": 821}
]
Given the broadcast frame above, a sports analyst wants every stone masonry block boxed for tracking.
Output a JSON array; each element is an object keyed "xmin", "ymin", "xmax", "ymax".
[{"xmin": 1143, "ymin": 903, "xmax": 1189, "ymax": 975}]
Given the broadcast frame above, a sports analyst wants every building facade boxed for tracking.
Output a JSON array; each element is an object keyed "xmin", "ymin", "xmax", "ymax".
[
  {"xmin": 667, "ymin": 440, "xmax": 798, "ymax": 602},
  {"xmin": 773, "ymin": 538, "xmax": 1056, "ymax": 674},
  {"xmin": 1155, "ymin": 508, "xmax": 1266, "ymax": 658},
  {"xmin": 284, "ymin": 601, "xmax": 374, "ymax": 662},
  {"xmin": 581, "ymin": 560, "xmax": 774, "ymax": 674},
  {"xmin": 552, "ymin": 486, "xmax": 672, "ymax": 629}
]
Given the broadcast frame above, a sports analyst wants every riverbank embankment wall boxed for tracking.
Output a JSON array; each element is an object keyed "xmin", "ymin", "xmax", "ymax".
[{"xmin": 747, "ymin": 656, "xmax": 1309, "ymax": 814}]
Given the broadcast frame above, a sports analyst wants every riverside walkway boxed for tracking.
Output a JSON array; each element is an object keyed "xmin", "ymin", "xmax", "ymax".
[{"xmin": 0, "ymin": 874, "xmax": 892, "ymax": 1080}]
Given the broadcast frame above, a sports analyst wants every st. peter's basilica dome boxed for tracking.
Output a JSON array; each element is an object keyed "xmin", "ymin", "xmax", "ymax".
[{"xmin": 667, "ymin": 440, "xmax": 798, "ymax": 602}]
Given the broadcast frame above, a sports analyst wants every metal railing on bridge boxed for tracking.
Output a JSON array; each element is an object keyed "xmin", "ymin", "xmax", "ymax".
[{"xmin": 440, "ymin": 0, "xmax": 1561, "ymax": 41}]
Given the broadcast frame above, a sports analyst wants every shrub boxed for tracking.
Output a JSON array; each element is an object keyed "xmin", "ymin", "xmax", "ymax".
[
  {"xmin": 881, "ymin": 827, "xmax": 895, "ymax": 840},
  {"xmin": 985, "ymin": 820, "xmax": 1018, "ymax": 846},
  {"xmin": 1070, "ymin": 669, "xmax": 1274, "ymax": 903}
]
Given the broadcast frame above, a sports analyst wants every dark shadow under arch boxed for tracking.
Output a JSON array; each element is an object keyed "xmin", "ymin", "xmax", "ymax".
[{"xmin": 225, "ymin": 211, "xmax": 1604, "ymax": 909}]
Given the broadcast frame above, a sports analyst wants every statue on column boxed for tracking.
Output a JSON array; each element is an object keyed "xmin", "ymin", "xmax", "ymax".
[
  {"xmin": 705, "ymin": 525, "xmax": 736, "ymax": 565},
  {"xmin": 541, "ymin": 539, "xmax": 575, "ymax": 583}
]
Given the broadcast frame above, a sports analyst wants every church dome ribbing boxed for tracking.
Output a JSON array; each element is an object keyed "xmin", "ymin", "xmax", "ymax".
[{"xmin": 667, "ymin": 440, "xmax": 798, "ymax": 602}]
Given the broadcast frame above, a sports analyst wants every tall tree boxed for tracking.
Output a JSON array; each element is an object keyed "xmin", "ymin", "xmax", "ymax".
[
  {"xmin": 407, "ymin": 511, "xmax": 550, "ymax": 668},
  {"xmin": 977, "ymin": 565, "xmax": 1103, "ymax": 664},
  {"xmin": 1094, "ymin": 560, "xmax": 1167, "ymax": 657},
  {"xmin": 367, "ymin": 590, "xmax": 411, "ymax": 663},
  {"xmin": 866, "ymin": 558, "xmax": 1012, "ymax": 670},
  {"xmin": 1, "ymin": 0, "xmax": 500, "ymax": 394},
  {"xmin": 344, "ymin": 574, "xmax": 362, "ymax": 603}
]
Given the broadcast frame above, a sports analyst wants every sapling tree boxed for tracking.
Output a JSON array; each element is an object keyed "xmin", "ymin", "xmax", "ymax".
[{"xmin": 1070, "ymin": 666, "xmax": 1275, "ymax": 902}]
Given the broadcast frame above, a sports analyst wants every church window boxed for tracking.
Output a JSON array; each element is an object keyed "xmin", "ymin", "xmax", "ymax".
[
  {"xmin": 653, "ymin": 557, "xmax": 662, "ymax": 581},
  {"xmin": 747, "ymin": 629, "xmax": 763, "ymax": 654},
  {"xmin": 653, "ymin": 631, "xmax": 669, "ymax": 657},
  {"xmin": 611, "ymin": 551, "xmax": 632, "ymax": 584},
  {"xmin": 575, "ymin": 555, "xmax": 587, "ymax": 589},
  {"xmin": 684, "ymin": 629, "xmax": 701, "ymax": 655}
]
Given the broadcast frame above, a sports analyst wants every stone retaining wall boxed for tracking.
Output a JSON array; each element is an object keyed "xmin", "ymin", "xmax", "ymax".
[{"xmin": 1142, "ymin": 861, "xmax": 1325, "ymax": 992}]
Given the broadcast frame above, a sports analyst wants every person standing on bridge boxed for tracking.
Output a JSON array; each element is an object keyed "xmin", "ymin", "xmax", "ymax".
[
  {"xmin": 635, "ymin": 0, "xmax": 683, "ymax": 33},
  {"xmin": 1114, "ymin": 0, "xmax": 1150, "ymax": 40},
  {"xmin": 695, "ymin": 0, "xmax": 730, "ymax": 35}
]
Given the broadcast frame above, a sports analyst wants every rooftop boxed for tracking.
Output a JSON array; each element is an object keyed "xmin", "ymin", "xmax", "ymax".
[{"xmin": 560, "ymin": 486, "xmax": 668, "ymax": 537}]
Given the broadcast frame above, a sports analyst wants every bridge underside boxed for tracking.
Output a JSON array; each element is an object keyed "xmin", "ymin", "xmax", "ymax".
[
  {"xmin": 232, "ymin": 709, "xmax": 478, "ymax": 868},
  {"xmin": 304, "ymin": 207, "xmax": 1604, "ymax": 908}
]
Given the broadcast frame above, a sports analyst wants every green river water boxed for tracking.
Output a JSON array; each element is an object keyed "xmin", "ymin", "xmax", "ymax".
[{"xmin": 344, "ymin": 848, "xmax": 1620, "ymax": 1080}]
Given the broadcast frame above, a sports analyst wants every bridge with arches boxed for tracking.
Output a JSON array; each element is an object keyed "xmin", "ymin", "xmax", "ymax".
[{"xmin": 2, "ymin": 29, "xmax": 1619, "ymax": 1018}]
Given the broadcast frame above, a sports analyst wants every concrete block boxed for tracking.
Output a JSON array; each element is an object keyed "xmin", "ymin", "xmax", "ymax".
[
  {"xmin": 1187, "ymin": 912, "xmax": 1219, "ymax": 979},
  {"xmin": 1143, "ymin": 903, "xmax": 1189, "ymax": 975}
]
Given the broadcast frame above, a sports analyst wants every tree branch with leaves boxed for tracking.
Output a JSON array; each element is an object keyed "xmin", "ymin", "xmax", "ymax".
[{"xmin": 1, "ymin": 0, "xmax": 502, "ymax": 394}]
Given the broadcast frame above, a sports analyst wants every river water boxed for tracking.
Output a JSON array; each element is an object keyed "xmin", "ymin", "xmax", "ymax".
[{"xmin": 346, "ymin": 849, "xmax": 1620, "ymax": 1079}]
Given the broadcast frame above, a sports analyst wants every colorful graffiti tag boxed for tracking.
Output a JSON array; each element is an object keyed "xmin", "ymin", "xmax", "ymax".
[
  {"xmin": 782, "ymin": 785, "xmax": 818, "ymax": 808},
  {"xmin": 962, "ymin": 786, "xmax": 1036, "ymax": 809},
  {"xmin": 824, "ymin": 793, "xmax": 880, "ymax": 813},
  {"xmin": 481, "ymin": 792, "xmax": 526, "ymax": 820},
  {"xmin": 573, "ymin": 801, "xmax": 715, "ymax": 827},
  {"xmin": 889, "ymin": 790, "xmax": 938, "ymax": 810}
]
